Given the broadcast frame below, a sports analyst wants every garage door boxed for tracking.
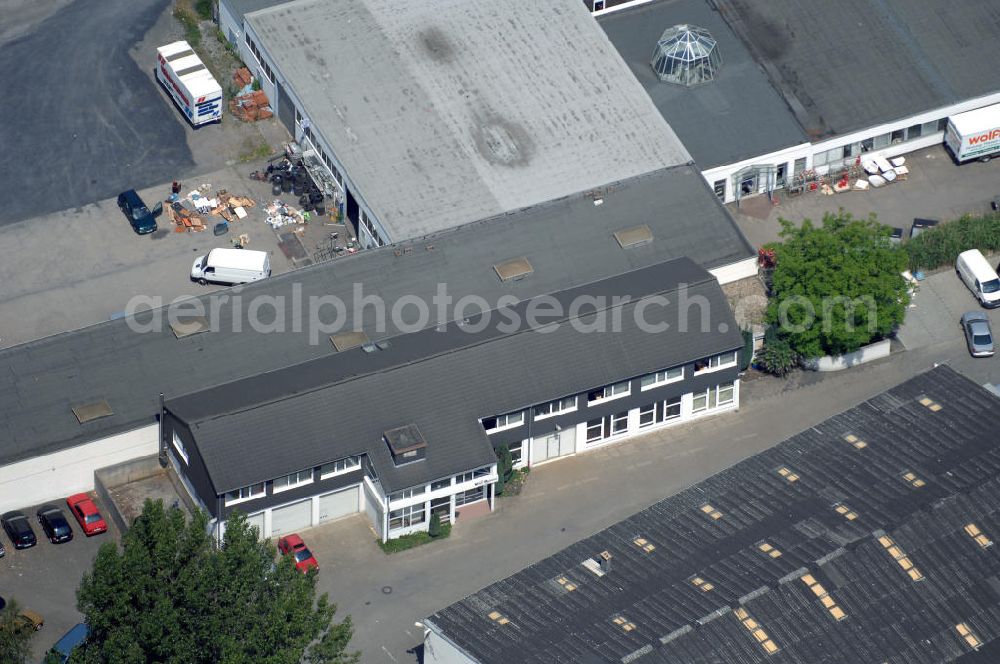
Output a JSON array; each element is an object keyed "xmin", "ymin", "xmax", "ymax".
[
  {"xmin": 245, "ymin": 512, "xmax": 265, "ymax": 539},
  {"xmin": 270, "ymin": 499, "xmax": 313, "ymax": 536},
  {"xmin": 318, "ymin": 486, "xmax": 359, "ymax": 524}
]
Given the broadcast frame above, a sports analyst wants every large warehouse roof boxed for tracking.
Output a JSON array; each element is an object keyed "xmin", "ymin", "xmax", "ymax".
[
  {"xmin": 0, "ymin": 165, "xmax": 752, "ymax": 470},
  {"xmin": 429, "ymin": 365, "xmax": 1000, "ymax": 663},
  {"xmin": 245, "ymin": 0, "xmax": 692, "ymax": 240}
]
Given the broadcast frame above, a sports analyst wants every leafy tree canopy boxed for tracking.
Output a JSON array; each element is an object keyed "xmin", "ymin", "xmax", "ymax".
[
  {"xmin": 73, "ymin": 500, "xmax": 359, "ymax": 664},
  {"xmin": 0, "ymin": 597, "xmax": 36, "ymax": 664},
  {"xmin": 765, "ymin": 211, "xmax": 909, "ymax": 359}
]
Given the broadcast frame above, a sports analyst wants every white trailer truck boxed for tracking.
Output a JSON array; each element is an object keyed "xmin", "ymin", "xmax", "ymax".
[
  {"xmin": 945, "ymin": 103, "xmax": 1000, "ymax": 163},
  {"xmin": 156, "ymin": 41, "xmax": 223, "ymax": 126},
  {"xmin": 191, "ymin": 249, "xmax": 271, "ymax": 285}
]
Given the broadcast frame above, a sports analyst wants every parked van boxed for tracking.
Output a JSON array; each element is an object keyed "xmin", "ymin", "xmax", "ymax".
[
  {"xmin": 191, "ymin": 248, "xmax": 271, "ymax": 286},
  {"xmin": 956, "ymin": 249, "xmax": 1000, "ymax": 308}
]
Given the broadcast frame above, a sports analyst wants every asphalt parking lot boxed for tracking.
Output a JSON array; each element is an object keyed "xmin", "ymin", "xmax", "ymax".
[{"xmin": 0, "ymin": 495, "xmax": 119, "ymax": 660}]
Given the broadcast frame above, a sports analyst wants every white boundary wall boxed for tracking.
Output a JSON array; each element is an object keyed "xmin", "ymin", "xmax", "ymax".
[{"xmin": 0, "ymin": 425, "xmax": 158, "ymax": 513}]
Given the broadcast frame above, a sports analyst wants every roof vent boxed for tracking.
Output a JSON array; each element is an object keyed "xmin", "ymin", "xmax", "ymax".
[
  {"xmin": 614, "ymin": 224, "xmax": 653, "ymax": 249},
  {"xmin": 651, "ymin": 24, "xmax": 722, "ymax": 86},
  {"xmin": 361, "ymin": 342, "xmax": 377, "ymax": 354},
  {"xmin": 375, "ymin": 340, "xmax": 391, "ymax": 351},
  {"xmin": 494, "ymin": 257, "xmax": 533, "ymax": 282},
  {"xmin": 330, "ymin": 331, "xmax": 370, "ymax": 352},
  {"xmin": 72, "ymin": 400, "xmax": 113, "ymax": 424},
  {"xmin": 170, "ymin": 316, "xmax": 210, "ymax": 339}
]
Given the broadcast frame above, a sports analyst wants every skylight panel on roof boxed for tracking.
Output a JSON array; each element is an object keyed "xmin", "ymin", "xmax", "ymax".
[
  {"xmin": 330, "ymin": 330, "xmax": 370, "ymax": 351},
  {"xmin": 690, "ymin": 576, "xmax": 714, "ymax": 592},
  {"xmin": 72, "ymin": 400, "xmax": 113, "ymax": 424},
  {"xmin": 956, "ymin": 622, "xmax": 982, "ymax": 649},
  {"xmin": 633, "ymin": 536, "xmax": 655, "ymax": 553},
  {"xmin": 612, "ymin": 615, "xmax": 636, "ymax": 632},
  {"xmin": 878, "ymin": 534, "xmax": 924, "ymax": 581},
  {"xmin": 843, "ymin": 433, "xmax": 867, "ymax": 449},
  {"xmin": 170, "ymin": 316, "xmax": 210, "ymax": 338},
  {"xmin": 800, "ymin": 573, "xmax": 847, "ymax": 621},
  {"xmin": 777, "ymin": 466, "xmax": 800, "ymax": 482},
  {"xmin": 488, "ymin": 611, "xmax": 510, "ymax": 625},
  {"xmin": 833, "ymin": 503, "xmax": 858, "ymax": 521},
  {"xmin": 701, "ymin": 504, "xmax": 723, "ymax": 520},
  {"xmin": 493, "ymin": 257, "xmax": 533, "ymax": 282},
  {"xmin": 613, "ymin": 224, "xmax": 653, "ymax": 249},
  {"xmin": 757, "ymin": 542, "xmax": 782, "ymax": 558},
  {"xmin": 902, "ymin": 471, "xmax": 926, "ymax": 488},
  {"xmin": 964, "ymin": 523, "xmax": 993, "ymax": 549},
  {"xmin": 555, "ymin": 576, "xmax": 577, "ymax": 592},
  {"xmin": 733, "ymin": 607, "xmax": 779, "ymax": 655},
  {"xmin": 918, "ymin": 396, "xmax": 942, "ymax": 411}
]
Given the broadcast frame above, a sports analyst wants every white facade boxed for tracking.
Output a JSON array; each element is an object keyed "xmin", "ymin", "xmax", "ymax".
[
  {"xmin": 423, "ymin": 622, "xmax": 479, "ymax": 664},
  {"xmin": 0, "ymin": 425, "xmax": 158, "ymax": 513},
  {"xmin": 709, "ymin": 256, "xmax": 758, "ymax": 286},
  {"xmin": 703, "ymin": 91, "xmax": 1000, "ymax": 204}
]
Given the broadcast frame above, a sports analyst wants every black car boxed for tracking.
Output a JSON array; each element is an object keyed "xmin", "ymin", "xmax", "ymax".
[
  {"xmin": 117, "ymin": 189, "xmax": 162, "ymax": 235},
  {"xmin": 1, "ymin": 511, "xmax": 37, "ymax": 549},
  {"xmin": 36, "ymin": 505, "xmax": 73, "ymax": 544}
]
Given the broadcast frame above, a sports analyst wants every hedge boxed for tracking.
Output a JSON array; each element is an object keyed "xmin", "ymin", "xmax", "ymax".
[
  {"xmin": 906, "ymin": 213, "xmax": 1000, "ymax": 271},
  {"xmin": 378, "ymin": 522, "xmax": 451, "ymax": 554}
]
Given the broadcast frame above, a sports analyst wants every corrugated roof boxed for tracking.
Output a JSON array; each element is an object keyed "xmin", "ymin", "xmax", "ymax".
[
  {"xmin": 246, "ymin": 0, "xmax": 691, "ymax": 240},
  {"xmin": 168, "ymin": 258, "xmax": 742, "ymax": 493},
  {"xmin": 429, "ymin": 365, "xmax": 1000, "ymax": 663},
  {"xmin": 0, "ymin": 164, "xmax": 752, "ymax": 470}
]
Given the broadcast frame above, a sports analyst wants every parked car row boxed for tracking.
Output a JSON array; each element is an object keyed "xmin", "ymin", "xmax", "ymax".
[
  {"xmin": 955, "ymin": 248, "xmax": 997, "ymax": 358},
  {"xmin": 0, "ymin": 494, "xmax": 107, "ymax": 555}
]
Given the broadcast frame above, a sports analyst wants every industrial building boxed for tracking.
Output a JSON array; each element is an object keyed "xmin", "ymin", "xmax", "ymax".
[{"xmin": 425, "ymin": 365, "xmax": 1000, "ymax": 663}]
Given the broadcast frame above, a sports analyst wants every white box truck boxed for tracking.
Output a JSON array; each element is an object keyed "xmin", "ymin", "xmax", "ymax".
[
  {"xmin": 191, "ymin": 249, "xmax": 271, "ymax": 285},
  {"xmin": 156, "ymin": 41, "xmax": 222, "ymax": 126},
  {"xmin": 945, "ymin": 103, "xmax": 1000, "ymax": 163}
]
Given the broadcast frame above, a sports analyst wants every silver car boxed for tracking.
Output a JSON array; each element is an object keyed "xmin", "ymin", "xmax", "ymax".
[{"xmin": 961, "ymin": 312, "xmax": 995, "ymax": 357}]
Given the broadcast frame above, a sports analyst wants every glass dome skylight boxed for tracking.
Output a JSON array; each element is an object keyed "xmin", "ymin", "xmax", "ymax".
[{"xmin": 651, "ymin": 24, "xmax": 721, "ymax": 86}]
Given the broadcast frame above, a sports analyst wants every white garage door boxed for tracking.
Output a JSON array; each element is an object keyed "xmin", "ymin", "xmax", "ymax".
[
  {"xmin": 245, "ymin": 512, "xmax": 265, "ymax": 539},
  {"xmin": 270, "ymin": 499, "xmax": 313, "ymax": 536},
  {"xmin": 318, "ymin": 486, "xmax": 359, "ymax": 524}
]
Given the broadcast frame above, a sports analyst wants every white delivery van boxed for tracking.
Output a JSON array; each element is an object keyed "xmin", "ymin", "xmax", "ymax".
[
  {"xmin": 156, "ymin": 41, "xmax": 223, "ymax": 126},
  {"xmin": 945, "ymin": 103, "xmax": 1000, "ymax": 163},
  {"xmin": 956, "ymin": 249, "xmax": 1000, "ymax": 308},
  {"xmin": 192, "ymin": 248, "xmax": 270, "ymax": 285}
]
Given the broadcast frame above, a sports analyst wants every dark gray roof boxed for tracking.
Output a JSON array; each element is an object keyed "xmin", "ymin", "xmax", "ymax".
[
  {"xmin": 168, "ymin": 258, "xmax": 742, "ymax": 493},
  {"xmin": 0, "ymin": 164, "xmax": 752, "ymax": 470},
  {"xmin": 600, "ymin": 0, "xmax": 808, "ymax": 168},
  {"xmin": 713, "ymin": 0, "xmax": 1000, "ymax": 139},
  {"xmin": 429, "ymin": 365, "xmax": 1000, "ymax": 664}
]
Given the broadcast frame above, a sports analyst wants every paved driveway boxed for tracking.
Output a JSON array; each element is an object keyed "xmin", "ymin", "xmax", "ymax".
[
  {"xmin": 898, "ymin": 263, "xmax": 1000, "ymax": 351},
  {"xmin": 0, "ymin": 495, "xmax": 119, "ymax": 661}
]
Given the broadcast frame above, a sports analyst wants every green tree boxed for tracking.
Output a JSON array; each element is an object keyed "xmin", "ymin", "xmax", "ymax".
[
  {"xmin": 73, "ymin": 500, "xmax": 359, "ymax": 664},
  {"xmin": 495, "ymin": 444, "xmax": 512, "ymax": 495},
  {"xmin": 428, "ymin": 512, "xmax": 442, "ymax": 538},
  {"xmin": 740, "ymin": 328, "xmax": 754, "ymax": 371},
  {"xmin": 0, "ymin": 598, "xmax": 35, "ymax": 664},
  {"xmin": 765, "ymin": 211, "xmax": 909, "ymax": 359}
]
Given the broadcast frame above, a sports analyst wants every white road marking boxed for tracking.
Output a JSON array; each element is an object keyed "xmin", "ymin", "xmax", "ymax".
[{"xmin": 381, "ymin": 645, "xmax": 398, "ymax": 662}]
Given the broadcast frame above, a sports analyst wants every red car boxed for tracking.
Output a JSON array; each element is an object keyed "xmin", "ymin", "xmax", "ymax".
[
  {"xmin": 65, "ymin": 494, "xmax": 108, "ymax": 536},
  {"xmin": 277, "ymin": 534, "xmax": 319, "ymax": 573}
]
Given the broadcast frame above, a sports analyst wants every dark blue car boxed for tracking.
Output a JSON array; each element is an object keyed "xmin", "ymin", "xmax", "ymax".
[
  {"xmin": 49, "ymin": 623, "xmax": 89, "ymax": 663},
  {"xmin": 117, "ymin": 189, "xmax": 161, "ymax": 234}
]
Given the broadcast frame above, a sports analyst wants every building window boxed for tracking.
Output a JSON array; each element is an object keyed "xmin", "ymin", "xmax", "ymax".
[
  {"xmin": 456, "ymin": 467, "xmax": 491, "ymax": 485},
  {"xmin": 693, "ymin": 382, "xmax": 736, "ymax": 413},
  {"xmin": 664, "ymin": 397, "xmax": 682, "ymax": 419},
  {"xmin": 509, "ymin": 441, "xmax": 524, "ymax": 465},
  {"xmin": 319, "ymin": 456, "xmax": 361, "ymax": 479},
  {"xmin": 611, "ymin": 411, "xmax": 629, "ymax": 435},
  {"xmin": 639, "ymin": 404, "xmax": 656, "ymax": 428},
  {"xmin": 534, "ymin": 396, "xmax": 577, "ymax": 419},
  {"xmin": 431, "ymin": 478, "xmax": 451, "ymax": 491},
  {"xmin": 389, "ymin": 486, "xmax": 426, "ymax": 502},
  {"xmin": 921, "ymin": 120, "xmax": 938, "ymax": 136},
  {"xmin": 713, "ymin": 179, "xmax": 726, "ymax": 200},
  {"xmin": 907, "ymin": 124, "xmax": 922, "ymax": 140},
  {"xmin": 937, "ymin": 118, "xmax": 948, "ymax": 132},
  {"xmin": 640, "ymin": 367, "xmax": 683, "ymax": 390},
  {"xmin": 793, "ymin": 157, "xmax": 807, "ymax": 175},
  {"xmin": 455, "ymin": 486, "xmax": 485, "ymax": 507},
  {"xmin": 639, "ymin": 397, "xmax": 682, "ymax": 428},
  {"xmin": 694, "ymin": 352, "xmax": 737, "ymax": 375},
  {"xmin": 588, "ymin": 381, "xmax": 630, "ymax": 403},
  {"xmin": 224, "ymin": 483, "xmax": 265, "ymax": 506},
  {"xmin": 388, "ymin": 504, "xmax": 425, "ymax": 530},
  {"xmin": 586, "ymin": 418, "xmax": 604, "ymax": 443},
  {"xmin": 861, "ymin": 137, "xmax": 874, "ymax": 152},
  {"xmin": 273, "ymin": 469, "xmax": 313, "ymax": 493},
  {"xmin": 891, "ymin": 129, "xmax": 905, "ymax": 144},
  {"xmin": 482, "ymin": 411, "xmax": 524, "ymax": 432},
  {"xmin": 172, "ymin": 432, "xmax": 189, "ymax": 465},
  {"xmin": 873, "ymin": 133, "xmax": 890, "ymax": 149}
]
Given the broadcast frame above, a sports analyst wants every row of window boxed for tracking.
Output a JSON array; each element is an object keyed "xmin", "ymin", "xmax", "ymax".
[
  {"xmin": 243, "ymin": 34, "xmax": 273, "ymax": 83},
  {"xmin": 360, "ymin": 212, "xmax": 385, "ymax": 248},
  {"xmin": 389, "ymin": 466, "xmax": 492, "ymax": 503},
  {"xmin": 813, "ymin": 119, "xmax": 947, "ymax": 168},
  {"xmin": 223, "ymin": 455, "xmax": 361, "ymax": 506},
  {"xmin": 483, "ymin": 354, "xmax": 735, "ymax": 433},
  {"xmin": 386, "ymin": 486, "xmax": 487, "ymax": 531}
]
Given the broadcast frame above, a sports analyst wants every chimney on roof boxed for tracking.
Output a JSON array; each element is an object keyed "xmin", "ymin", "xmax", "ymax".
[{"xmin": 599, "ymin": 550, "xmax": 612, "ymax": 574}]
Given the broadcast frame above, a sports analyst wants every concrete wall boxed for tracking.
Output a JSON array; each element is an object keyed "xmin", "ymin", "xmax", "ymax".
[
  {"xmin": 93, "ymin": 454, "xmax": 164, "ymax": 535},
  {"xmin": 710, "ymin": 256, "xmax": 759, "ymax": 286},
  {"xmin": 423, "ymin": 623, "xmax": 480, "ymax": 664},
  {"xmin": 801, "ymin": 339, "xmax": 892, "ymax": 372},
  {"xmin": 0, "ymin": 424, "xmax": 158, "ymax": 513}
]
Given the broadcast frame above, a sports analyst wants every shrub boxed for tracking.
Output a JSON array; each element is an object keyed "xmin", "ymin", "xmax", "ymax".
[
  {"xmin": 378, "ymin": 523, "xmax": 451, "ymax": 554},
  {"xmin": 195, "ymin": 0, "xmax": 214, "ymax": 20},
  {"xmin": 428, "ymin": 512, "xmax": 442, "ymax": 538},
  {"xmin": 905, "ymin": 213, "xmax": 1000, "ymax": 271},
  {"xmin": 757, "ymin": 336, "xmax": 798, "ymax": 377},
  {"xmin": 740, "ymin": 328, "xmax": 754, "ymax": 371}
]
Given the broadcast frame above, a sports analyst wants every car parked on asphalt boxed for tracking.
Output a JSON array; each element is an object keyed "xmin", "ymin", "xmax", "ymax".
[
  {"xmin": 277, "ymin": 534, "xmax": 319, "ymax": 573},
  {"xmin": 1, "ymin": 511, "xmax": 36, "ymax": 549},
  {"xmin": 116, "ymin": 189, "xmax": 161, "ymax": 235},
  {"xmin": 0, "ymin": 597, "xmax": 44, "ymax": 631},
  {"xmin": 48, "ymin": 623, "xmax": 89, "ymax": 663},
  {"xmin": 961, "ymin": 311, "xmax": 995, "ymax": 357},
  {"xmin": 66, "ymin": 493, "xmax": 108, "ymax": 536},
  {"xmin": 36, "ymin": 505, "xmax": 74, "ymax": 544}
]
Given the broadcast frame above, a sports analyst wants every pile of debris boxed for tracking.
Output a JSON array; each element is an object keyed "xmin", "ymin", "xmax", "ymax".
[
  {"xmin": 265, "ymin": 199, "xmax": 308, "ymax": 229},
  {"xmin": 230, "ymin": 67, "xmax": 273, "ymax": 122},
  {"xmin": 166, "ymin": 183, "xmax": 258, "ymax": 232},
  {"xmin": 213, "ymin": 191, "xmax": 256, "ymax": 223}
]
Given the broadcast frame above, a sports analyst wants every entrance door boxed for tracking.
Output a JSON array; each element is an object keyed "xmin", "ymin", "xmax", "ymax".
[
  {"xmin": 318, "ymin": 487, "xmax": 359, "ymax": 524},
  {"xmin": 531, "ymin": 429, "xmax": 576, "ymax": 464},
  {"xmin": 776, "ymin": 163, "xmax": 787, "ymax": 187},
  {"xmin": 276, "ymin": 81, "xmax": 296, "ymax": 136},
  {"xmin": 270, "ymin": 499, "xmax": 312, "ymax": 536},
  {"xmin": 430, "ymin": 496, "xmax": 451, "ymax": 524}
]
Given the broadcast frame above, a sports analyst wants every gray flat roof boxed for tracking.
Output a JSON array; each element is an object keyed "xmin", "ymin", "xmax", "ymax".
[
  {"xmin": 600, "ymin": 0, "xmax": 808, "ymax": 168},
  {"xmin": 246, "ymin": 0, "xmax": 692, "ymax": 240},
  {"xmin": 167, "ymin": 258, "xmax": 741, "ymax": 493},
  {"xmin": 429, "ymin": 365, "xmax": 1000, "ymax": 663},
  {"xmin": 714, "ymin": 0, "xmax": 1000, "ymax": 139},
  {"xmin": 221, "ymin": 0, "xmax": 293, "ymax": 25},
  {"xmin": 0, "ymin": 165, "xmax": 752, "ymax": 471}
]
